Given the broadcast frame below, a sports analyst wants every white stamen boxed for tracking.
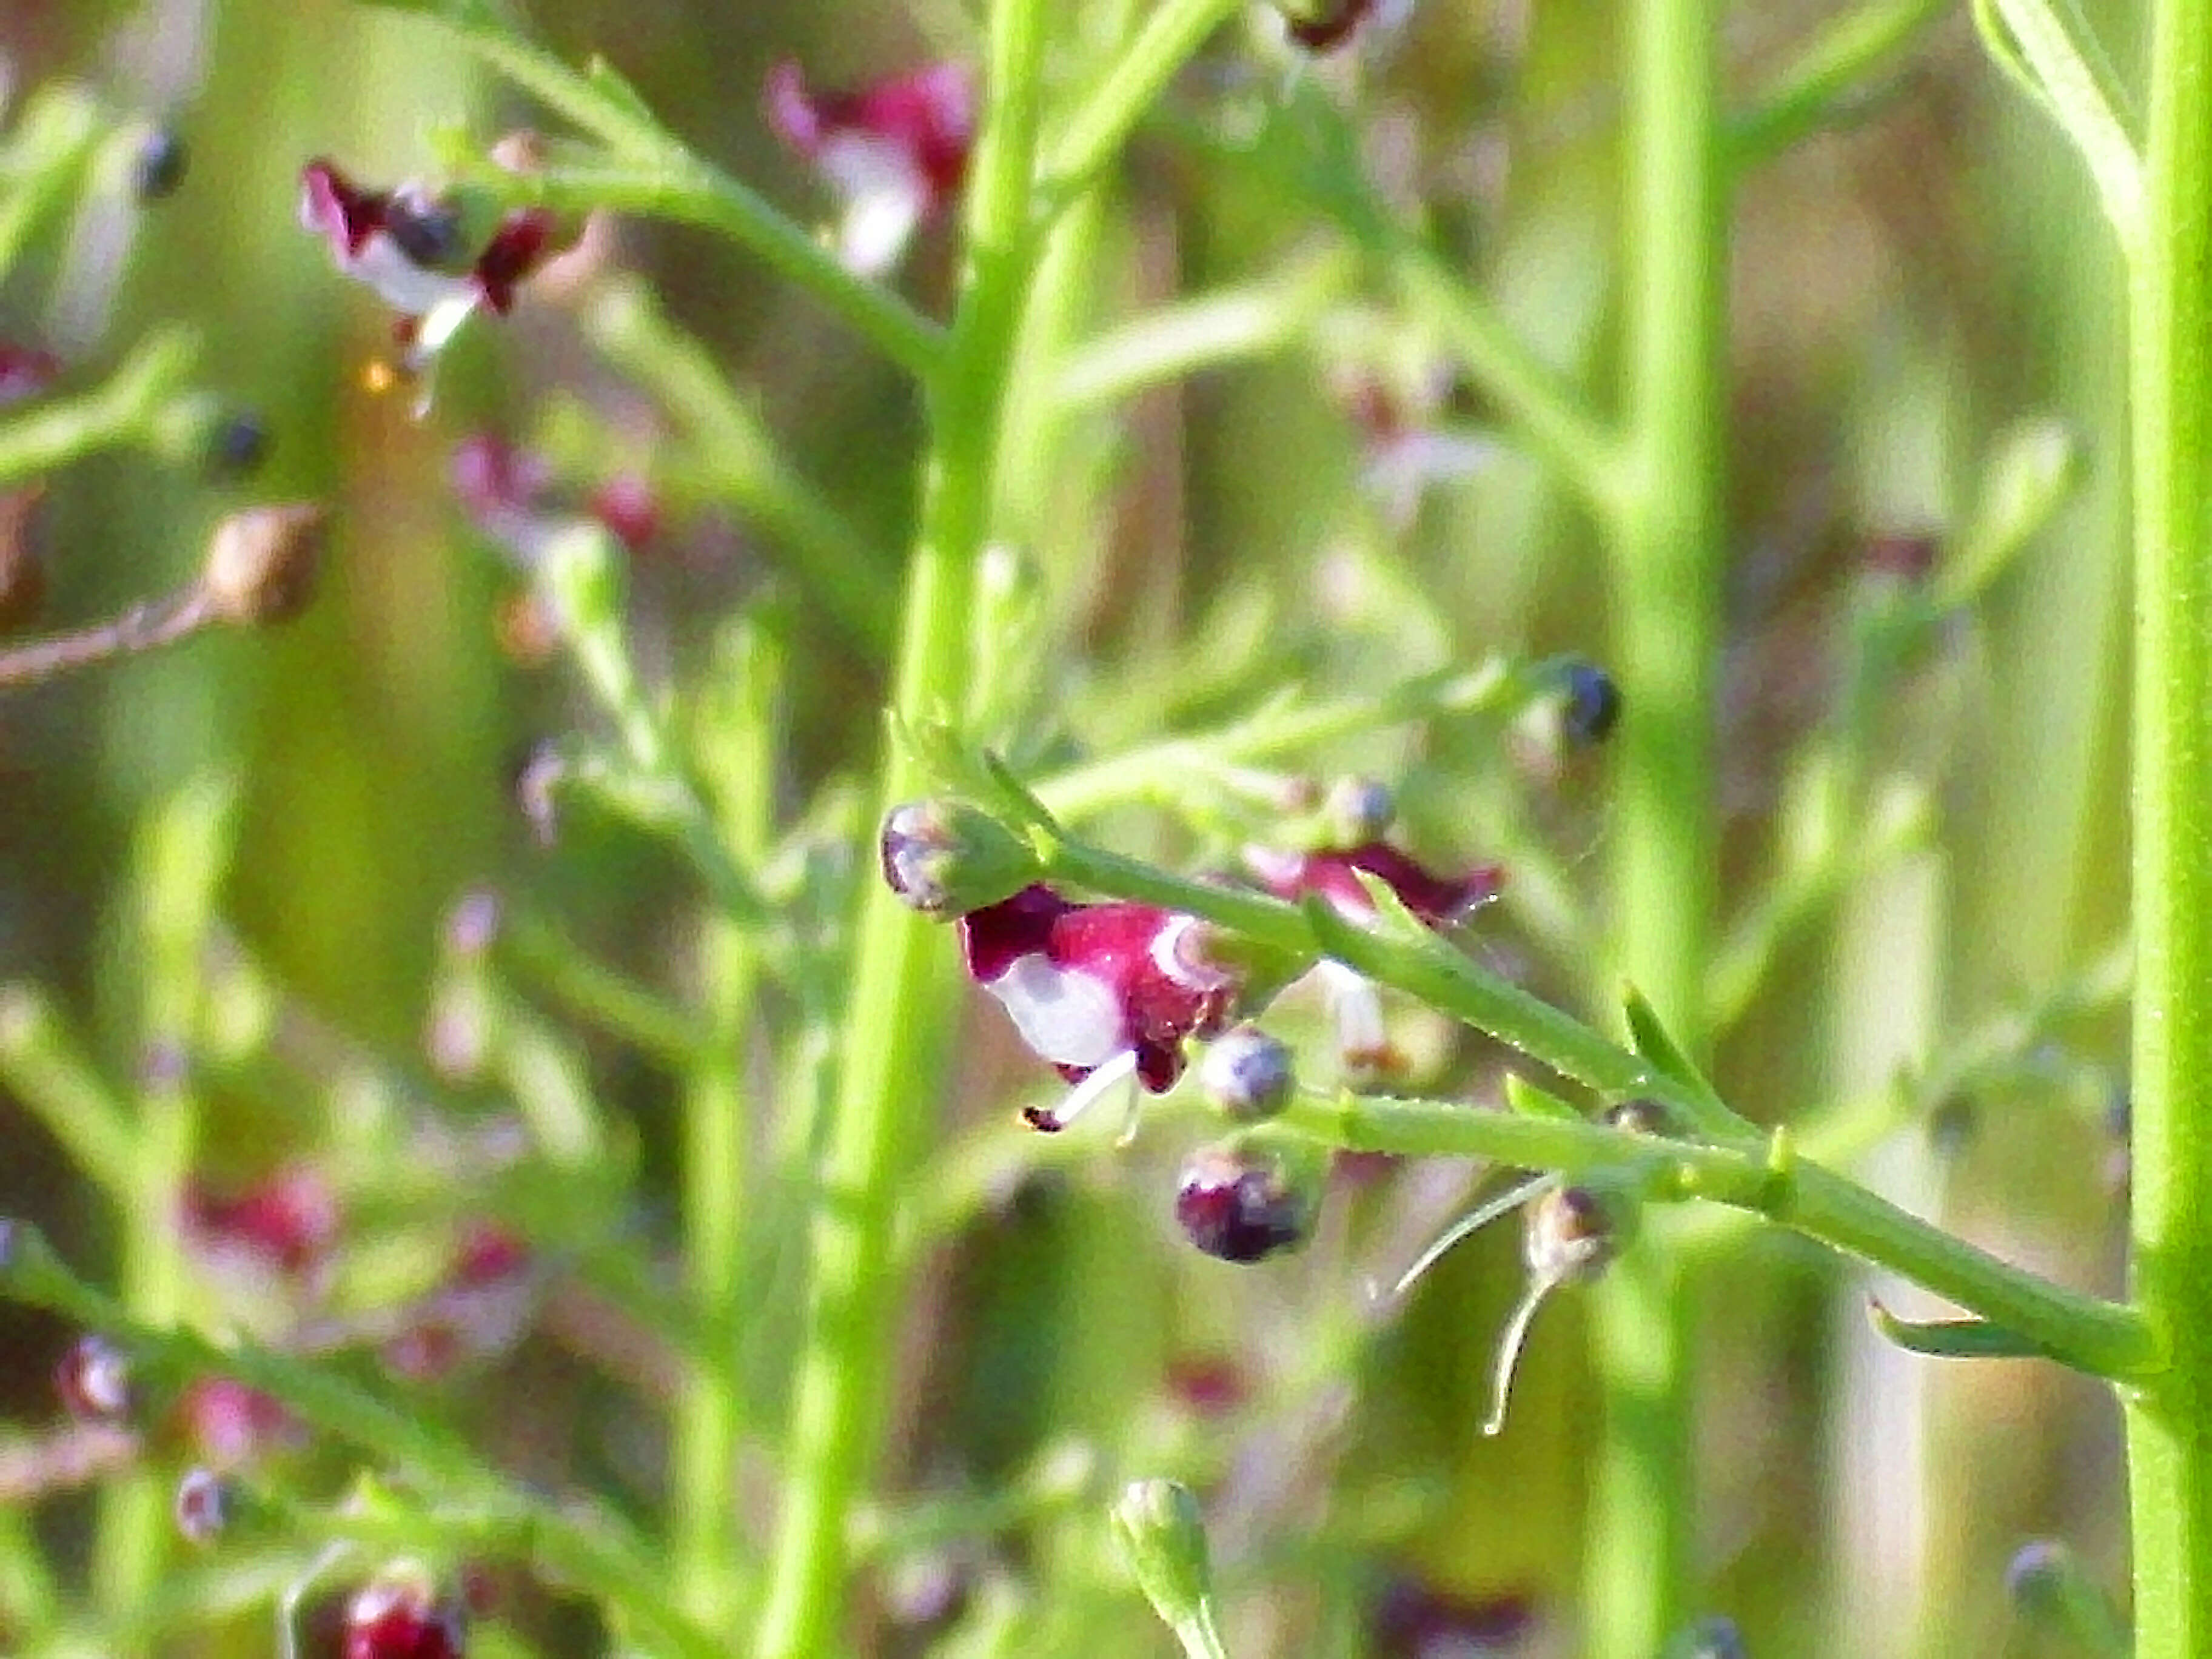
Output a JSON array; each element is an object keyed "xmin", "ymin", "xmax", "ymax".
[
  {"xmin": 1033, "ymin": 1048, "xmax": 1139, "ymax": 1131},
  {"xmin": 1319, "ymin": 959, "xmax": 1393, "ymax": 1073},
  {"xmin": 989, "ymin": 953, "xmax": 1125, "ymax": 1070}
]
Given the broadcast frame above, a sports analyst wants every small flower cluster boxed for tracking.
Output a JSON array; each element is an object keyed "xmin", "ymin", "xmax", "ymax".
[
  {"xmin": 882, "ymin": 781, "xmax": 1502, "ymax": 1263},
  {"xmin": 765, "ymin": 60, "xmax": 975, "ymax": 275},
  {"xmin": 298, "ymin": 151, "xmax": 578, "ymax": 393}
]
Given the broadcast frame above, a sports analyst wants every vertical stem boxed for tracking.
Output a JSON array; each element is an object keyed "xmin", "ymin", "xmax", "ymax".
[
  {"xmin": 671, "ymin": 626, "xmax": 777, "ymax": 1628},
  {"xmin": 90, "ymin": 779, "xmax": 234, "ymax": 1649},
  {"xmin": 749, "ymin": 2, "xmax": 1050, "ymax": 1652},
  {"xmin": 2124, "ymin": 0, "xmax": 2212, "ymax": 1650},
  {"xmin": 1590, "ymin": 0, "xmax": 1726, "ymax": 1652}
]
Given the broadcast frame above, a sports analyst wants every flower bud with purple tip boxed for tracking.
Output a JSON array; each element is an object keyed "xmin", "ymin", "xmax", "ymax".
[
  {"xmin": 1198, "ymin": 1025, "xmax": 1296, "ymax": 1122},
  {"xmin": 880, "ymin": 799, "xmax": 1041, "ymax": 920},
  {"xmin": 1175, "ymin": 1130, "xmax": 1327, "ymax": 1264}
]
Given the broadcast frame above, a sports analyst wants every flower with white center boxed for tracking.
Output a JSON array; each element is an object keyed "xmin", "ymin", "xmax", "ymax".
[
  {"xmin": 299, "ymin": 159, "xmax": 570, "ymax": 383},
  {"xmin": 960, "ymin": 885, "xmax": 1241, "ymax": 1131},
  {"xmin": 764, "ymin": 60, "xmax": 974, "ymax": 276},
  {"xmin": 1244, "ymin": 839, "xmax": 1501, "ymax": 1078}
]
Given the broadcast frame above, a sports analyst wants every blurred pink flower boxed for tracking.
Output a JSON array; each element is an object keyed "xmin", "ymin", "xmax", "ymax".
[{"xmin": 765, "ymin": 60, "xmax": 975, "ymax": 275}]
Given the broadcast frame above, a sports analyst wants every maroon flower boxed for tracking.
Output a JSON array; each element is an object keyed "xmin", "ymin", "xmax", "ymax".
[
  {"xmin": 183, "ymin": 1164, "xmax": 338, "ymax": 1281},
  {"xmin": 300, "ymin": 159, "xmax": 570, "ymax": 374},
  {"xmin": 765, "ymin": 60, "xmax": 975, "ymax": 275},
  {"xmin": 451, "ymin": 433, "xmax": 658, "ymax": 560},
  {"xmin": 344, "ymin": 1565, "xmax": 467, "ymax": 1659},
  {"xmin": 1244, "ymin": 840, "xmax": 1500, "ymax": 926},
  {"xmin": 960, "ymin": 885, "xmax": 1240, "ymax": 1127},
  {"xmin": 1244, "ymin": 840, "xmax": 1500, "ymax": 1077},
  {"xmin": 0, "ymin": 346, "xmax": 60, "ymax": 406}
]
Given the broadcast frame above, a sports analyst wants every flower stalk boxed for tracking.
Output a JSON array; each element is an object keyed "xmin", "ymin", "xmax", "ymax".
[{"xmin": 2122, "ymin": 0, "xmax": 2212, "ymax": 1647}]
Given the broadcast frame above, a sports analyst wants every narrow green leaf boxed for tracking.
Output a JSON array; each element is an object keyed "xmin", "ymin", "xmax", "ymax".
[
  {"xmin": 1503, "ymin": 1072, "xmax": 1583, "ymax": 1122},
  {"xmin": 1868, "ymin": 1299, "xmax": 2049, "ymax": 1360},
  {"xmin": 356, "ymin": 0, "xmax": 525, "ymax": 35},
  {"xmin": 1621, "ymin": 984, "xmax": 1725, "ymax": 1114}
]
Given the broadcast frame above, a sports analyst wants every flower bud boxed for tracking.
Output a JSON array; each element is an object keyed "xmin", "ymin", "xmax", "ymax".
[
  {"xmin": 204, "ymin": 411, "xmax": 270, "ymax": 481},
  {"xmin": 1110, "ymin": 1480, "xmax": 1227, "ymax": 1655},
  {"xmin": 1279, "ymin": 0, "xmax": 1379, "ymax": 52},
  {"xmin": 1561, "ymin": 659, "xmax": 1621, "ymax": 745},
  {"xmin": 1524, "ymin": 1184, "xmax": 1620, "ymax": 1288},
  {"xmin": 1669, "ymin": 1615, "xmax": 1749, "ymax": 1658},
  {"xmin": 55, "ymin": 1333, "xmax": 133, "ymax": 1424},
  {"xmin": 173, "ymin": 1467, "xmax": 235, "ymax": 1545},
  {"xmin": 880, "ymin": 799, "xmax": 1039, "ymax": 919},
  {"xmin": 345, "ymin": 1562, "xmax": 468, "ymax": 1659},
  {"xmin": 2005, "ymin": 1540, "xmax": 2128, "ymax": 1654},
  {"xmin": 0, "ymin": 487, "xmax": 46, "ymax": 632},
  {"xmin": 199, "ymin": 503, "xmax": 326, "ymax": 626},
  {"xmin": 1322, "ymin": 774, "xmax": 1396, "ymax": 843},
  {"xmin": 1603, "ymin": 1096, "xmax": 1670, "ymax": 1136},
  {"xmin": 131, "ymin": 126, "xmax": 189, "ymax": 203},
  {"xmin": 1175, "ymin": 1130, "xmax": 1326, "ymax": 1264},
  {"xmin": 1198, "ymin": 1025, "xmax": 1296, "ymax": 1122}
]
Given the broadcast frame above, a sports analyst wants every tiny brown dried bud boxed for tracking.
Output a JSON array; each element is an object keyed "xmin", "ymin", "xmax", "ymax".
[
  {"xmin": 0, "ymin": 488, "xmax": 47, "ymax": 632},
  {"xmin": 199, "ymin": 504, "xmax": 326, "ymax": 626}
]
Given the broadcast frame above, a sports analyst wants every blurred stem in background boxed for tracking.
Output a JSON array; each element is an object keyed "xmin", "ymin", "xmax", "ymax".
[
  {"xmin": 2123, "ymin": 0, "xmax": 2212, "ymax": 1649},
  {"xmin": 1589, "ymin": 0, "xmax": 1726, "ymax": 1650}
]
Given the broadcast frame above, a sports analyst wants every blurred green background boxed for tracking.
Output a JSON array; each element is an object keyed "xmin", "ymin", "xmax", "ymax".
[{"xmin": 0, "ymin": 0, "xmax": 2137, "ymax": 1654}]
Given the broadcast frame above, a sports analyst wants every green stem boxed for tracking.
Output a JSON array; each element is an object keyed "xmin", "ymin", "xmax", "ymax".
[
  {"xmin": 91, "ymin": 779, "xmax": 235, "ymax": 1651},
  {"xmin": 379, "ymin": 9, "xmax": 945, "ymax": 379},
  {"xmin": 749, "ymin": 1, "xmax": 1052, "ymax": 1650},
  {"xmin": 1281, "ymin": 1093, "xmax": 2155, "ymax": 1379},
  {"xmin": 671, "ymin": 626, "xmax": 776, "ymax": 1629},
  {"xmin": 1589, "ymin": 0, "xmax": 1728, "ymax": 1648},
  {"xmin": 1041, "ymin": 0, "xmax": 1242, "ymax": 207},
  {"xmin": 1394, "ymin": 251, "xmax": 1627, "ymax": 515},
  {"xmin": 0, "ymin": 327, "xmax": 199, "ymax": 488},
  {"xmin": 1725, "ymin": 0, "xmax": 1948, "ymax": 167},
  {"xmin": 2123, "ymin": 0, "xmax": 2212, "ymax": 1647}
]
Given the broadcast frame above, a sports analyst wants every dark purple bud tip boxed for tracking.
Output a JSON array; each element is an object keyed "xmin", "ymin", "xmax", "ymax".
[
  {"xmin": 1199, "ymin": 1026, "xmax": 1296, "ymax": 1122},
  {"xmin": 132, "ymin": 127, "xmax": 189, "ymax": 202},
  {"xmin": 1675, "ymin": 1614, "xmax": 1749, "ymax": 1659},
  {"xmin": 56, "ymin": 1333, "xmax": 133, "ymax": 1424},
  {"xmin": 879, "ymin": 799, "xmax": 1038, "ymax": 919},
  {"xmin": 1175, "ymin": 1138, "xmax": 1322, "ymax": 1264},
  {"xmin": 174, "ymin": 1467, "xmax": 234, "ymax": 1544},
  {"xmin": 1561, "ymin": 660, "xmax": 1621, "ymax": 746},
  {"xmin": 205, "ymin": 412, "xmax": 270, "ymax": 480},
  {"xmin": 1603, "ymin": 1097, "xmax": 1671, "ymax": 1136},
  {"xmin": 1284, "ymin": 0, "xmax": 1379, "ymax": 52},
  {"xmin": 1322, "ymin": 775, "xmax": 1396, "ymax": 843}
]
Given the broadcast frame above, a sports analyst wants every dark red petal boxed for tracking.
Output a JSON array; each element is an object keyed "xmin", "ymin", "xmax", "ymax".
[
  {"xmin": 300, "ymin": 158, "xmax": 387, "ymax": 257},
  {"xmin": 472, "ymin": 209, "xmax": 556, "ymax": 313},
  {"xmin": 1255, "ymin": 841, "xmax": 1502, "ymax": 926},
  {"xmin": 959, "ymin": 884, "xmax": 1075, "ymax": 982}
]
